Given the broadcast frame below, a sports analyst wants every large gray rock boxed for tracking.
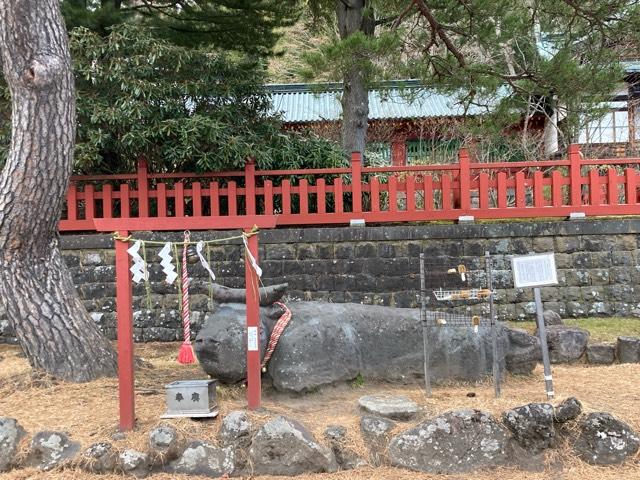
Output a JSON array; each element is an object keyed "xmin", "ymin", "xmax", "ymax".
[
  {"xmin": 546, "ymin": 326, "xmax": 589, "ymax": 363},
  {"xmin": 586, "ymin": 343, "xmax": 615, "ymax": 364},
  {"xmin": 504, "ymin": 327, "xmax": 540, "ymax": 374},
  {"xmin": 26, "ymin": 431, "xmax": 80, "ymax": 471},
  {"xmin": 360, "ymin": 415, "xmax": 395, "ymax": 466},
  {"xmin": 358, "ymin": 395, "xmax": 419, "ymax": 421},
  {"xmin": 389, "ymin": 410, "xmax": 510, "ymax": 474},
  {"xmin": 616, "ymin": 336, "xmax": 640, "ymax": 363},
  {"xmin": 81, "ymin": 442, "xmax": 118, "ymax": 474},
  {"xmin": 248, "ymin": 416, "xmax": 336, "ymax": 476},
  {"xmin": 0, "ymin": 418, "xmax": 26, "ymax": 472},
  {"xmin": 169, "ymin": 441, "xmax": 235, "ymax": 477},
  {"xmin": 196, "ymin": 301, "xmax": 510, "ymax": 392},
  {"xmin": 573, "ymin": 412, "xmax": 640, "ymax": 465},
  {"xmin": 148, "ymin": 425, "xmax": 183, "ymax": 463},
  {"xmin": 503, "ymin": 403, "xmax": 555, "ymax": 452}
]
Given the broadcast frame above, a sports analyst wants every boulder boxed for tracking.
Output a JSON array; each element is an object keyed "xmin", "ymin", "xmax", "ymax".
[
  {"xmin": 543, "ymin": 310, "xmax": 563, "ymax": 326},
  {"xmin": 196, "ymin": 301, "xmax": 510, "ymax": 392},
  {"xmin": 169, "ymin": 441, "xmax": 235, "ymax": 477},
  {"xmin": 119, "ymin": 449, "xmax": 149, "ymax": 478},
  {"xmin": 616, "ymin": 336, "xmax": 640, "ymax": 363},
  {"xmin": 26, "ymin": 431, "xmax": 80, "ymax": 471},
  {"xmin": 546, "ymin": 326, "xmax": 589, "ymax": 363},
  {"xmin": 504, "ymin": 327, "xmax": 540, "ymax": 375},
  {"xmin": 148, "ymin": 425, "xmax": 183, "ymax": 463},
  {"xmin": 360, "ymin": 415, "xmax": 395, "ymax": 466},
  {"xmin": 503, "ymin": 403, "xmax": 555, "ymax": 452},
  {"xmin": 586, "ymin": 343, "xmax": 615, "ymax": 365},
  {"xmin": 248, "ymin": 416, "xmax": 336, "ymax": 476},
  {"xmin": 358, "ymin": 395, "xmax": 419, "ymax": 421},
  {"xmin": 573, "ymin": 412, "xmax": 640, "ymax": 465},
  {"xmin": 388, "ymin": 410, "xmax": 510, "ymax": 474},
  {"xmin": 81, "ymin": 442, "xmax": 118, "ymax": 474},
  {"xmin": 0, "ymin": 418, "xmax": 26, "ymax": 472},
  {"xmin": 554, "ymin": 397, "xmax": 582, "ymax": 423},
  {"xmin": 323, "ymin": 425, "xmax": 367, "ymax": 471}
]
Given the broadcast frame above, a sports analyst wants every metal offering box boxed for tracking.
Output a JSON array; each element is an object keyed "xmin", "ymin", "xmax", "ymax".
[{"xmin": 161, "ymin": 379, "xmax": 218, "ymax": 418}]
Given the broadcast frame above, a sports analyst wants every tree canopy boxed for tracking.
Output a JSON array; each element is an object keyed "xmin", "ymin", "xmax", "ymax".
[
  {"xmin": 301, "ymin": 0, "xmax": 640, "ymax": 154},
  {"xmin": 71, "ymin": 24, "xmax": 346, "ymax": 174},
  {"xmin": 61, "ymin": 0, "xmax": 300, "ymax": 55}
]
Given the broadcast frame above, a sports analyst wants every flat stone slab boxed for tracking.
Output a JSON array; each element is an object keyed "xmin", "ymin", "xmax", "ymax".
[{"xmin": 358, "ymin": 395, "xmax": 419, "ymax": 420}]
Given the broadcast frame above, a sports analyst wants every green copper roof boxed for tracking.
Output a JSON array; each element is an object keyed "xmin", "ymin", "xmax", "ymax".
[{"xmin": 266, "ymin": 80, "xmax": 486, "ymax": 123}]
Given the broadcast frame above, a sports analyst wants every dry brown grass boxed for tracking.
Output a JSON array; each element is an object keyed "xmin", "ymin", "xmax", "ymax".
[{"xmin": 1, "ymin": 342, "xmax": 640, "ymax": 480}]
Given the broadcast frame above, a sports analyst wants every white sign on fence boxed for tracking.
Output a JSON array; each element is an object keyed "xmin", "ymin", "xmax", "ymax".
[
  {"xmin": 511, "ymin": 253, "xmax": 558, "ymax": 288},
  {"xmin": 247, "ymin": 326, "xmax": 259, "ymax": 352}
]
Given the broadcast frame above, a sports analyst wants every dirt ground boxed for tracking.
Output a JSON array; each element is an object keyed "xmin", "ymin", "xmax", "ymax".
[{"xmin": 1, "ymin": 342, "xmax": 640, "ymax": 480}]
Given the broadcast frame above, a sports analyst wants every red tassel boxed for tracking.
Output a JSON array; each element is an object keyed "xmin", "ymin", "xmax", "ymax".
[{"xmin": 177, "ymin": 342, "xmax": 196, "ymax": 364}]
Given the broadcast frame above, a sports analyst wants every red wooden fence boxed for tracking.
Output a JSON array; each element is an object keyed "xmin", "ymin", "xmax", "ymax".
[{"xmin": 59, "ymin": 144, "xmax": 640, "ymax": 231}]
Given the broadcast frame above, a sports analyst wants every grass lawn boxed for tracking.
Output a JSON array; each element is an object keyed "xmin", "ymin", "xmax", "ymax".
[{"xmin": 508, "ymin": 317, "xmax": 640, "ymax": 343}]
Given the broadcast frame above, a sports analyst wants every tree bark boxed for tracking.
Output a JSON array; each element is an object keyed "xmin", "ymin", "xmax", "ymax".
[
  {"xmin": 0, "ymin": 0, "xmax": 117, "ymax": 381},
  {"xmin": 336, "ymin": 0, "xmax": 375, "ymax": 155}
]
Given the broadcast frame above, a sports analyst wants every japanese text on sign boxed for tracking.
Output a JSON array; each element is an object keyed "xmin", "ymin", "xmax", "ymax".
[{"xmin": 511, "ymin": 253, "xmax": 558, "ymax": 288}]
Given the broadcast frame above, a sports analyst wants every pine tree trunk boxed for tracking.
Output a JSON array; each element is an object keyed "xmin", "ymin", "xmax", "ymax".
[
  {"xmin": 0, "ymin": 0, "xmax": 117, "ymax": 381},
  {"xmin": 336, "ymin": 0, "xmax": 375, "ymax": 155}
]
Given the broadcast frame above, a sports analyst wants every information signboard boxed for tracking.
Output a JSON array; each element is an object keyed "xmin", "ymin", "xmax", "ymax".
[{"xmin": 511, "ymin": 253, "xmax": 558, "ymax": 288}]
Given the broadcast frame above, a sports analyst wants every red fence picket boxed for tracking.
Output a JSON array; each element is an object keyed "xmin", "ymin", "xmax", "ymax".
[{"xmin": 58, "ymin": 145, "xmax": 640, "ymax": 231}]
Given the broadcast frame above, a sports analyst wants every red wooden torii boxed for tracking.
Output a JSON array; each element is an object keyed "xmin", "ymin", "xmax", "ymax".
[{"xmin": 94, "ymin": 216, "xmax": 277, "ymax": 431}]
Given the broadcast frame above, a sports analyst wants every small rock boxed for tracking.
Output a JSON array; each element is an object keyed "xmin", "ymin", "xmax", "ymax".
[
  {"xmin": 81, "ymin": 442, "xmax": 118, "ymax": 474},
  {"xmin": 218, "ymin": 410, "xmax": 252, "ymax": 449},
  {"xmin": 324, "ymin": 425, "xmax": 347, "ymax": 443},
  {"xmin": 389, "ymin": 409, "xmax": 510, "ymax": 474},
  {"xmin": 574, "ymin": 412, "xmax": 640, "ymax": 465},
  {"xmin": 616, "ymin": 336, "xmax": 640, "ymax": 363},
  {"xmin": 323, "ymin": 425, "xmax": 366, "ymax": 471},
  {"xmin": 169, "ymin": 441, "xmax": 235, "ymax": 477},
  {"xmin": 248, "ymin": 416, "xmax": 336, "ymax": 476},
  {"xmin": 503, "ymin": 403, "xmax": 555, "ymax": 452},
  {"xmin": 149, "ymin": 425, "xmax": 182, "ymax": 463},
  {"xmin": 360, "ymin": 415, "xmax": 395, "ymax": 466},
  {"xmin": 586, "ymin": 343, "xmax": 615, "ymax": 364},
  {"xmin": 0, "ymin": 418, "xmax": 26, "ymax": 472},
  {"xmin": 543, "ymin": 310, "xmax": 563, "ymax": 326},
  {"xmin": 26, "ymin": 431, "xmax": 80, "ymax": 471},
  {"xmin": 554, "ymin": 397, "xmax": 582, "ymax": 423},
  {"xmin": 112, "ymin": 432, "xmax": 126, "ymax": 441},
  {"xmin": 358, "ymin": 395, "xmax": 419, "ymax": 421},
  {"xmin": 119, "ymin": 449, "xmax": 149, "ymax": 478},
  {"xmin": 546, "ymin": 326, "xmax": 589, "ymax": 363},
  {"xmin": 505, "ymin": 327, "xmax": 540, "ymax": 374}
]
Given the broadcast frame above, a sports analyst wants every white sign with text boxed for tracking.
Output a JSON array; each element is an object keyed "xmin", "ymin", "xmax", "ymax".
[{"xmin": 511, "ymin": 253, "xmax": 558, "ymax": 288}]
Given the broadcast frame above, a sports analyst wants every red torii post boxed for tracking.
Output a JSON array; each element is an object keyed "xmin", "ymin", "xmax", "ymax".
[{"xmin": 94, "ymin": 216, "xmax": 277, "ymax": 431}]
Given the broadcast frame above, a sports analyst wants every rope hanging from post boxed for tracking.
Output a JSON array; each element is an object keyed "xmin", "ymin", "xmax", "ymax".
[
  {"xmin": 261, "ymin": 302, "xmax": 292, "ymax": 372},
  {"xmin": 177, "ymin": 231, "xmax": 196, "ymax": 364}
]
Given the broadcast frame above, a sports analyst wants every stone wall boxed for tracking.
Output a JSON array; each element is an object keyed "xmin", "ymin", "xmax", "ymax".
[{"xmin": 0, "ymin": 219, "xmax": 638, "ymax": 343}]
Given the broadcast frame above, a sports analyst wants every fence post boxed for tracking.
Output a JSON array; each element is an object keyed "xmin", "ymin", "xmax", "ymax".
[
  {"xmin": 459, "ymin": 148, "xmax": 471, "ymax": 210},
  {"xmin": 351, "ymin": 151, "xmax": 362, "ymax": 213},
  {"xmin": 569, "ymin": 144, "xmax": 582, "ymax": 207},
  {"xmin": 137, "ymin": 157, "xmax": 149, "ymax": 218},
  {"xmin": 245, "ymin": 158, "xmax": 256, "ymax": 216}
]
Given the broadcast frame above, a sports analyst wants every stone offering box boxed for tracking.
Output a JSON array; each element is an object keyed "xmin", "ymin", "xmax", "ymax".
[{"xmin": 162, "ymin": 379, "xmax": 218, "ymax": 418}]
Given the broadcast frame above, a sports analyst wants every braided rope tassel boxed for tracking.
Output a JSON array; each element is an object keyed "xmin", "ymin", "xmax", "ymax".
[
  {"xmin": 261, "ymin": 302, "xmax": 292, "ymax": 372},
  {"xmin": 177, "ymin": 231, "xmax": 196, "ymax": 364}
]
